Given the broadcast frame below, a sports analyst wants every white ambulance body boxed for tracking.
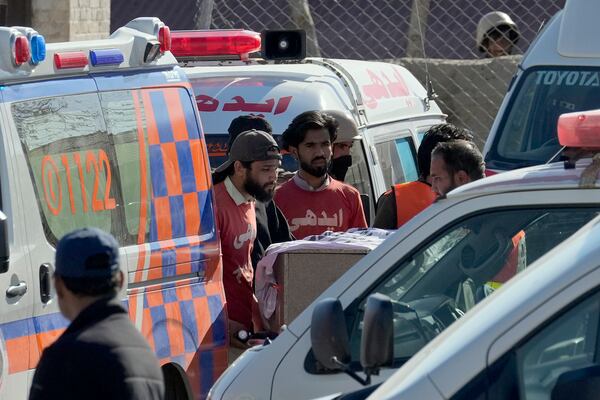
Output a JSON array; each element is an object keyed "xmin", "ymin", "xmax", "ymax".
[
  {"xmin": 0, "ymin": 18, "xmax": 227, "ymax": 400},
  {"xmin": 179, "ymin": 40, "xmax": 446, "ymax": 221},
  {"xmin": 483, "ymin": 0, "xmax": 600, "ymax": 173}
]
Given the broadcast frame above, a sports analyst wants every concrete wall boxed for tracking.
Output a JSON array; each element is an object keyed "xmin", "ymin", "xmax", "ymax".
[
  {"xmin": 31, "ymin": 0, "xmax": 110, "ymax": 43},
  {"xmin": 386, "ymin": 56, "xmax": 522, "ymax": 148}
]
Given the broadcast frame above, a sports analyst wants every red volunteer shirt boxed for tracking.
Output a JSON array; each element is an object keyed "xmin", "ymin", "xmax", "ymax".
[
  {"xmin": 274, "ymin": 175, "xmax": 367, "ymax": 239},
  {"xmin": 214, "ymin": 178, "xmax": 256, "ymax": 330}
]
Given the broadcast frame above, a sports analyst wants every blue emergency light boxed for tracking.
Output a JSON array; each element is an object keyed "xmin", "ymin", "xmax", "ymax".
[
  {"xmin": 30, "ymin": 35, "xmax": 46, "ymax": 64},
  {"xmin": 89, "ymin": 48, "xmax": 124, "ymax": 66}
]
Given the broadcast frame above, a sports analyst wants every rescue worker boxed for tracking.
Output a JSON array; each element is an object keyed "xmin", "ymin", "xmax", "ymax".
[
  {"xmin": 476, "ymin": 11, "xmax": 520, "ymax": 58},
  {"xmin": 212, "ymin": 129, "xmax": 281, "ymax": 360},
  {"xmin": 325, "ymin": 109, "xmax": 362, "ymax": 182},
  {"xmin": 213, "ymin": 115, "xmax": 294, "ymax": 271},
  {"xmin": 29, "ymin": 227, "xmax": 164, "ymax": 400},
  {"xmin": 373, "ymin": 123, "xmax": 474, "ymax": 229},
  {"xmin": 430, "ymin": 139, "xmax": 486, "ymax": 197},
  {"xmin": 275, "ymin": 110, "xmax": 367, "ymax": 239}
]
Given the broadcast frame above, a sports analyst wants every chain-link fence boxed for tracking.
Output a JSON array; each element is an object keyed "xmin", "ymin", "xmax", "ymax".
[{"xmin": 112, "ymin": 0, "xmax": 565, "ymax": 142}]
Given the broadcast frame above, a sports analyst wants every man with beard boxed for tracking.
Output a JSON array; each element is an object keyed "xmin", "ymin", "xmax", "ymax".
[
  {"xmin": 213, "ymin": 115, "xmax": 294, "ymax": 271},
  {"xmin": 212, "ymin": 129, "xmax": 281, "ymax": 360},
  {"xmin": 430, "ymin": 139, "xmax": 485, "ymax": 197},
  {"xmin": 275, "ymin": 111, "xmax": 367, "ymax": 239}
]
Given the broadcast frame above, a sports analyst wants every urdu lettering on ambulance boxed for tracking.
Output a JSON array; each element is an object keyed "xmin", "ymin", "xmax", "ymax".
[{"xmin": 0, "ymin": 19, "xmax": 227, "ymax": 399}]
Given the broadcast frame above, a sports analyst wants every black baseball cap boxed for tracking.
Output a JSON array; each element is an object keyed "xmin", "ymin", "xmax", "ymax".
[
  {"xmin": 55, "ymin": 227, "xmax": 120, "ymax": 279},
  {"xmin": 215, "ymin": 129, "xmax": 282, "ymax": 173}
]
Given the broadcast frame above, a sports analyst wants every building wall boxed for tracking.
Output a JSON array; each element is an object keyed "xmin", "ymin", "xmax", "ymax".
[{"xmin": 31, "ymin": 0, "xmax": 109, "ymax": 42}]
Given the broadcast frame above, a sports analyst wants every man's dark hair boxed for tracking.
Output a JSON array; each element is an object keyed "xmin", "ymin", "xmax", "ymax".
[
  {"xmin": 227, "ymin": 115, "xmax": 273, "ymax": 152},
  {"xmin": 431, "ymin": 140, "xmax": 485, "ymax": 181},
  {"xmin": 418, "ymin": 124, "xmax": 474, "ymax": 179},
  {"xmin": 281, "ymin": 111, "xmax": 338, "ymax": 150},
  {"xmin": 213, "ymin": 160, "xmax": 253, "ymax": 185},
  {"xmin": 56, "ymin": 271, "xmax": 121, "ymax": 297}
]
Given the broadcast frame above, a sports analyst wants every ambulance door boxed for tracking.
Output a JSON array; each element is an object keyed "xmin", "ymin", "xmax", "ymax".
[
  {"xmin": 0, "ymin": 79, "xmax": 86, "ymax": 396},
  {"xmin": 5, "ymin": 77, "xmax": 117, "ymax": 390}
]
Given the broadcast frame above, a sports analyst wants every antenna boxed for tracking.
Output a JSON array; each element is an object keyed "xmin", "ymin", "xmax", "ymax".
[{"xmin": 414, "ymin": 0, "xmax": 437, "ymax": 111}]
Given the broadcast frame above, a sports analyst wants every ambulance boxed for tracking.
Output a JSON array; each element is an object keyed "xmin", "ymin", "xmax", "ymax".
[
  {"xmin": 0, "ymin": 18, "xmax": 225, "ymax": 399},
  {"xmin": 171, "ymin": 30, "xmax": 446, "ymax": 222},
  {"xmin": 483, "ymin": 0, "xmax": 600, "ymax": 173}
]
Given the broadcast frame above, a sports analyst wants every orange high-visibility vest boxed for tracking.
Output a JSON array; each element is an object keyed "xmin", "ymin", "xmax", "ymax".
[{"xmin": 393, "ymin": 181, "xmax": 436, "ymax": 228}]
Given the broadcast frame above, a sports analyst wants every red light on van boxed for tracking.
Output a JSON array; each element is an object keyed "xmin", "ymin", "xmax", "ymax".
[
  {"xmin": 171, "ymin": 30, "xmax": 261, "ymax": 60},
  {"xmin": 13, "ymin": 36, "xmax": 30, "ymax": 65},
  {"xmin": 54, "ymin": 51, "xmax": 88, "ymax": 69},
  {"xmin": 558, "ymin": 109, "xmax": 600, "ymax": 148},
  {"xmin": 159, "ymin": 25, "xmax": 171, "ymax": 52}
]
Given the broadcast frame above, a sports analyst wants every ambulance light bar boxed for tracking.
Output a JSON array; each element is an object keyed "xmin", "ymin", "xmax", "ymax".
[
  {"xmin": 30, "ymin": 35, "xmax": 46, "ymax": 64},
  {"xmin": 558, "ymin": 109, "xmax": 600, "ymax": 148},
  {"xmin": 171, "ymin": 30, "xmax": 261, "ymax": 60}
]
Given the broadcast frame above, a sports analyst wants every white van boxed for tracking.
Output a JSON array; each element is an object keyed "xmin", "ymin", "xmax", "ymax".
[
  {"xmin": 207, "ymin": 110, "xmax": 600, "ymax": 400},
  {"xmin": 0, "ymin": 18, "xmax": 227, "ymax": 400},
  {"xmin": 174, "ymin": 30, "xmax": 446, "ymax": 221},
  {"xmin": 483, "ymin": 0, "xmax": 600, "ymax": 173}
]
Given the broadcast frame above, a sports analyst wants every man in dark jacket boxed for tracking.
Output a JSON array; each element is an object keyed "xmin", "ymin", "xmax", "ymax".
[{"xmin": 29, "ymin": 227, "xmax": 164, "ymax": 400}]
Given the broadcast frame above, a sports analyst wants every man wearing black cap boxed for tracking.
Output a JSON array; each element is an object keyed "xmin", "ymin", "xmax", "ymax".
[
  {"xmin": 212, "ymin": 129, "xmax": 281, "ymax": 360},
  {"xmin": 29, "ymin": 227, "xmax": 164, "ymax": 400},
  {"xmin": 213, "ymin": 115, "xmax": 294, "ymax": 271}
]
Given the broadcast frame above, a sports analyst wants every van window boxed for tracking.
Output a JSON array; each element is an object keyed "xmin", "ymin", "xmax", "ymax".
[
  {"xmin": 14, "ymin": 86, "xmax": 212, "ymax": 245},
  {"xmin": 375, "ymin": 136, "xmax": 418, "ymax": 188},
  {"xmin": 487, "ymin": 67, "xmax": 600, "ymax": 170},
  {"xmin": 345, "ymin": 207, "xmax": 600, "ymax": 366}
]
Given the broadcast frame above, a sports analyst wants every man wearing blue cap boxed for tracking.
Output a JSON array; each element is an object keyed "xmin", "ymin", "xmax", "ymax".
[{"xmin": 29, "ymin": 227, "xmax": 164, "ymax": 400}]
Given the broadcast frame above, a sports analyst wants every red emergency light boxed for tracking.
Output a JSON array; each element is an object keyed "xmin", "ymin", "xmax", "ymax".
[
  {"xmin": 171, "ymin": 30, "xmax": 261, "ymax": 60},
  {"xmin": 54, "ymin": 51, "xmax": 88, "ymax": 69},
  {"xmin": 558, "ymin": 109, "xmax": 600, "ymax": 148},
  {"xmin": 13, "ymin": 35, "xmax": 30, "ymax": 65},
  {"xmin": 159, "ymin": 25, "xmax": 171, "ymax": 52}
]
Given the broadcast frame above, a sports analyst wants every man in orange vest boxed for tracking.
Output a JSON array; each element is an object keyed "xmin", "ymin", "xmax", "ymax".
[{"xmin": 373, "ymin": 124, "xmax": 474, "ymax": 229}]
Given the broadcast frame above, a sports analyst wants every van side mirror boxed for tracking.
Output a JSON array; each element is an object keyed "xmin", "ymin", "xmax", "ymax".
[
  {"xmin": 0, "ymin": 211, "xmax": 9, "ymax": 273},
  {"xmin": 361, "ymin": 293, "xmax": 394, "ymax": 375},
  {"xmin": 551, "ymin": 365, "xmax": 600, "ymax": 400},
  {"xmin": 310, "ymin": 298, "xmax": 351, "ymax": 370}
]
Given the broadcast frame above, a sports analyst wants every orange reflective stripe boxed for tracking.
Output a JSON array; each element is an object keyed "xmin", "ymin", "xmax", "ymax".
[{"xmin": 393, "ymin": 181, "xmax": 436, "ymax": 228}]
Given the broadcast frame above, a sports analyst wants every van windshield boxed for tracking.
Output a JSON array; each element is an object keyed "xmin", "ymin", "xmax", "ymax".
[{"xmin": 486, "ymin": 67, "xmax": 600, "ymax": 170}]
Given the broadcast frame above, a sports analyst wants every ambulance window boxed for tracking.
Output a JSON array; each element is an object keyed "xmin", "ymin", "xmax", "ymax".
[
  {"xmin": 100, "ymin": 87, "xmax": 214, "ymax": 244},
  {"xmin": 375, "ymin": 136, "xmax": 418, "ymax": 188},
  {"xmin": 488, "ymin": 67, "xmax": 600, "ymax": 170},
  {"xmin": 344, "ymin": 141, "xmax": 372, "ymax": 199},
  {"xmin": 13, "ymin": 93, "xmax": 122, "ymax": 244}
]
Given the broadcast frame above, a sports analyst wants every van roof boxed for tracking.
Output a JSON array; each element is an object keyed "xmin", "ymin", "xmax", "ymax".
[
  {"xmin": 522, "ymin": 0, "xmax": 600, "ymax": 68},
  {"xmin": 183, "ymin": 58, "xmax": 443, "ymax": 134}
]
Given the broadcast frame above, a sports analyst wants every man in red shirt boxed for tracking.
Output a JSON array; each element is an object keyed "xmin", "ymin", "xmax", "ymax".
[
  {"xmin": 275, "ymin": 111, "xmax": 367, "ymax": 239},
  {"xmin": 213, "ymin": 129, "xmax": 281, "ymax": 358}
]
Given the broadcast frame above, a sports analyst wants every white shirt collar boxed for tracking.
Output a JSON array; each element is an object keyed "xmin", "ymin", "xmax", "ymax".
[
  {"xmin": 224, "ymin": 177, "xmax": 254, "ymax": 206},
  {"xmin": 292, "ymin": 173, "xmax": 330, "ymax": 192}
]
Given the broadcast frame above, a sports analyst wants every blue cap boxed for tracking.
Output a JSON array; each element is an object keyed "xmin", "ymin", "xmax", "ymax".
[{"xmin": 55, "ymin": 227, "xmax": 120, "ymax": 278}]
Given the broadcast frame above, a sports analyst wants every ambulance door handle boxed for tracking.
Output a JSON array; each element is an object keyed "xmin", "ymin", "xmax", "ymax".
[
  {"xmin": 39, "ymin": 263, "xmax": 52, "ymax": 304},
  {"xmin": 6, "ymin": 281, "xmax": 27, "ymax": 298}
]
